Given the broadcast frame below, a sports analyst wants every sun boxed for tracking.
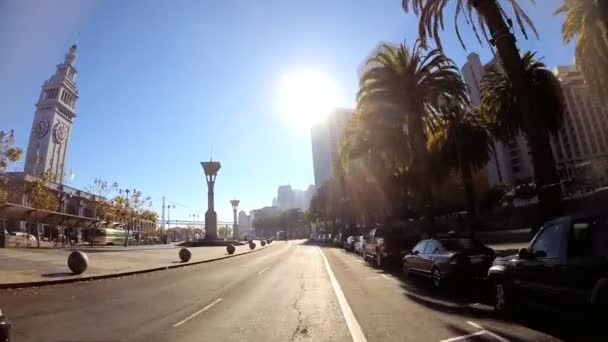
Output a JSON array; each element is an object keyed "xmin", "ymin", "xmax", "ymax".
[{"xmin": 278, "ymin": 69, "xmax": 341, "ymax": 128}]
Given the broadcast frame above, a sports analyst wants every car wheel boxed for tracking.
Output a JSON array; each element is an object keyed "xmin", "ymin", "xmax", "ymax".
[
  {"xmin": 376, "ymin": 251, "xmax": 382, "ymax": 268},
  {"xmin": 363, "ymin": 251, "xmax": 368, "ymax": 262},
  {"xmin": 403, "ymin": 262, "xmax": 410, "ymax": 277},
  {"xmin": 493, "ymin": 279, "xmax": 512, "ymax": 314},
  {"xmin": 432, "ymin": 268, "xmax": 442, "ymax": 289}
]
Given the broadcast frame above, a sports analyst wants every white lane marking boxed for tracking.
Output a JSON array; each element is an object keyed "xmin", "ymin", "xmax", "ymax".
[
  {"xmin": 317, "ymin": 246, "xmax": 367, "ymax": 342},
  {"xmin": 466, "ymin": 321, "xmax": 483, "ymax": 330},
  {"xmin": 364, "ymin": 276, "xmax": 383, "ymax": 280},
  {"xmin": 467, "ymin": 321, "xmax": 510, "ymax": 342},
  {"xmin": 258, "ymin": 266, "xmax": 270, "ymax": 275},
  {"xmin": 381, "ymin": 274, "xmax": 390, "ymax": 279},
  {"xmin": 441, "ymin": 321, "xmax": 510, "ymax": 342},
  {"xmin": 173, "ymin": 298, "xmax": 223, "ymax": 327},
  {"xmin": 440, "ymin": 330, "xmax": 486, "ymax": 342}
]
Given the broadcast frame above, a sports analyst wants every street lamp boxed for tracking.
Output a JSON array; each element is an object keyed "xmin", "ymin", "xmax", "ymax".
[
  {"xmin": 230, "ymin": 199, "xmax": 240, "ymax": 240},
  {"xmin": 119, "ymin": 188, "xmax": 137, "ymax": 246},
  {"xmin": 167, "ymin": 205, "xmax": 175, "ymax": 230}
]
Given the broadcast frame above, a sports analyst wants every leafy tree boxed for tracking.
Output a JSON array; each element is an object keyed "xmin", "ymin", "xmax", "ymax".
[
  {"xmin": 481, "ymin": 52, "xmax": 565, "ymax": 220},
  {"xmin": 353, "ymin": 41, "xmax": 468, "ymax": 217},
  {"xmin": 25, "ymin": 171, "xmax": 59, "ymax": 247},
  {"xmin": 556, "ymin": 0, "xmax": 608, "ymax": 98},
  {"xmin": 428, "ymin": 106, "xmax": 493, "ymax": 220},
  {"xmin": 0, "ymin": 130, "xmax": 23, "ymax": 202},
  {"xmin": 86, "ymin": 178, "xmax": 119, "ymax": 221},
  {"xmin": 402, "ymin": 0, "xmax": 565, "ymax": 220},
  {"xmin": 111, "ymin": 190, "xmax": 152, "ymax": 246},
  {"xmin": 218, "ymin": 225, "xmax": 232, "ymax": 240}
]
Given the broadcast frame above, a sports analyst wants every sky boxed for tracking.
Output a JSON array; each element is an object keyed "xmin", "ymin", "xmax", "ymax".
[{"xmin": 0, "ymin": 0, "xmax": 575, "ymax": 222}]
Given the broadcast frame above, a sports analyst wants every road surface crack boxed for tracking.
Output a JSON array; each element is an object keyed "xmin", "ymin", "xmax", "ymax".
[{"xmin": 290, "ymin": 276, "xmax": 308, "ymax": 341}]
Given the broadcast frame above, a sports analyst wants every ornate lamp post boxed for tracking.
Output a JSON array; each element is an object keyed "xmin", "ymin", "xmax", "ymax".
[
  {"xmin": 201, "ymin": 160, "xmax": 221, "ymax": 240},
  {"xmin": 230, "ymin": 199, "xmax": 240, "ymax": 240}
]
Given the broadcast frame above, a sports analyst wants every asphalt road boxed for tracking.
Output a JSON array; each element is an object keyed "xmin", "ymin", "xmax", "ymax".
[{"xmin": 0, "ymin": 240, "xmax": 586, "ymax": 341}]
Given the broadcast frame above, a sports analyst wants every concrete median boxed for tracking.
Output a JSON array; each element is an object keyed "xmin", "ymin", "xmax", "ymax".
[{"xmin": 0, "ymin": 240, "xmax": 274, "ymax": 289}]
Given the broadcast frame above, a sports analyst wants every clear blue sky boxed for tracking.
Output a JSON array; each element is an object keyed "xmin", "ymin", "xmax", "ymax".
[{"xmin": 0, "ymin": 0, "xmax": 574, "ymax": 221}]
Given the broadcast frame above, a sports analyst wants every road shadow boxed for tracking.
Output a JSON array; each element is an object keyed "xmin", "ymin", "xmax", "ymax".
[
  {"xmin": 373, "ymin": 257, "xmax": 597, "ymax": 341},
  {"xmin": 41, "ymin": 272, "xmax": 76, "ymax": 278}
]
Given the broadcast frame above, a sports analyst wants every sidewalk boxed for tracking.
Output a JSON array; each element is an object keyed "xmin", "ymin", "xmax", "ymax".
[{"xmin": 0, "ymin": 241, "xmax": 273, "ymax": 288}]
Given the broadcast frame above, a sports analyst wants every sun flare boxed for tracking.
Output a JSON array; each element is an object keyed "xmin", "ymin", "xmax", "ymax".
[{"xmin": 278, "ymin": 70, "xmax": 340, "ymax": 128}]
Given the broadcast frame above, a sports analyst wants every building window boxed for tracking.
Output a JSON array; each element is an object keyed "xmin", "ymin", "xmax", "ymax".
[{"xmin": 44, "ymin": 88, "xmax": 58, "ymax": 99}]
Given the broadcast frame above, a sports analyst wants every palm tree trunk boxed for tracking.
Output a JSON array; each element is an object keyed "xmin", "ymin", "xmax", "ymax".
[
  {"xmin": 474, "ymin": 0, "xmax": 562, "ymax": 220},
  {"xmin": 493, "ymin": 146, "xmax": 503, "ymax": 184},
  {"xmin": 461, "ymin": 165, "xmax": 477, "ymax": 222},
  {"xmin": 408, "ymin": 110, "xmax": 433, "ymax": 219}
]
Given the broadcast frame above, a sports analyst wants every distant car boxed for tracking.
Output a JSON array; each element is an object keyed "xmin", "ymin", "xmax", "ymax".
[
  {"xmin": 488, "ymin": 214, "xmax": 608, "ymax": 317},
  {"xmin": 363, "ymin": 227, "xmax": 388, "ymax": 267},
  {"xmin": 403, "ymin": 237, "xmax": 494, "ymax": 288},
  {"xmin": 353, "ymin": 235, "xmax": 365, "ymax": 255},
  {"xmin": 343, "ymin": 235, "xmax": 355, "ymax": 251}
]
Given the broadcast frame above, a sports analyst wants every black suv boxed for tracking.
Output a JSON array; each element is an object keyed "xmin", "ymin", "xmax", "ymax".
[{"xmin": 488, "ymin": 214, "xmax": 608, "ymax": 316}]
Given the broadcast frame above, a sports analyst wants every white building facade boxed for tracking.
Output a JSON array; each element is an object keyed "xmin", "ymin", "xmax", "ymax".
[
  {"xmin": 461, "ymin": 53, "xmax": 535, "ymax": 187},
  {"xmin": 24, "ymin": 45, "xmax": 79, "ymax": 184},
  {"xmin": 552, "ymin": 66, "xmax": 608, "ymax": 188},
  {"xmin": 310, "ymin": 108, "xmax": 354, "ymax": 186}
]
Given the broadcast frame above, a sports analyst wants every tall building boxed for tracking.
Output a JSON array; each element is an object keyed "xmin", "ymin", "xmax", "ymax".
[
  {"xmin": 310, "ymin": 108, "xmax": 354, "ymax": 186},
  {"xmin": 24, "ymin": 45, "xmax": 79, "ymax": 183},
  {"xmin": 552, "ymin": 65, "xmax": 608, "ymax": 186},
  {"xmin": 237, "ymin": 210, "xmax": 252, "ymax": 237},
  {"xmin": 461, "ymin": 52, "xmax": 535, "ymax": 187},
  {"xmin": 4, "ymin": 44, "xmax": 159, "ymax": 238},
  {"xmin": 277, "ymin": 184, "xmax": 295, "ymax": 210}
]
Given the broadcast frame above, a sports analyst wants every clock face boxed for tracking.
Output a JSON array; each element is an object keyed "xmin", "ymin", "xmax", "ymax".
[
  {"xmin": 53, "ymin": 123, "xmax": 68, "ymax": 143},
  {"xmin": 33, "ymin": 119, "xmax": 50, "ymax": 138}
]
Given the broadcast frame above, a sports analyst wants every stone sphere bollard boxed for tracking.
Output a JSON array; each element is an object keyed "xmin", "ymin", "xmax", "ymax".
[
  {"xmin": 226, "ymin": 244, "xmax": 236, "ymax": 255},
  {"xmin": 249, "ymin": 241, "xmax": 256, "ymax": 250},
  {"xmin": 261, "ymin": 240, "xmax": 266, "ymax": 246},
  {"xmin": 179, "ymin": 248, "xmax": 192, "ymax": 262},
  {"xmin": 67, "ymin": 251, "xmax": 89, "ymax": 274}
]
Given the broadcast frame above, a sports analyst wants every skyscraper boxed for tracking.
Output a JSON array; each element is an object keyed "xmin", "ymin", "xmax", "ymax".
[
  {"xmin": 461, "ymin": 53, "xmax": 535, "ymax": 187},
  {"xmin": 310, "ymin": 108, "xmax": 354, "ymax": 186},
  {"xmin": 552, "ymin": 65, "xmax": 608, "ymax": 186},
  {"xmin": 24, "ymin": 45, "xmax": 79, "ymax": 183}
]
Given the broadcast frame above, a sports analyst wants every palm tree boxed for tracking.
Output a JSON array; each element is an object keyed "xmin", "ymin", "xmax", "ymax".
[
  {"xmin": 428, "ymin": 105, "xmax": 493, "ymax": 220},
  {"xmin": 555, "ymin": 0, "xmax": 608, "ymax": 98},
  {"xmin": 356, "ymin": 41, "xmax": 468, "ymax": 216},
  {"xmin": 481, "ymin": 52, "xmax": 565, "ymax": 219},
  {"xmin": 402, "ymin": 1, "xmax": 565, "ymax": 219}
]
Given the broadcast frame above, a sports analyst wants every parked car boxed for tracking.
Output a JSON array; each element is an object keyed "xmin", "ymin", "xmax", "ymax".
[
  {"xmin": 354, "ymin": 235, "xmax": 365, "ymax": 255},
  {"xmin": 364, "ymin": 225, "xmax": 420, "ymax": 268},
  {"xmin": 488, "ymin": 214, "xmax": 608, "ymax": 317},
  {"xmin": 343, "ymin": 235, "xmax": 355, "ymax": 251},
  {"xmin": 403, "ymin": 236, "xmax": 494, "ymax": 288}
]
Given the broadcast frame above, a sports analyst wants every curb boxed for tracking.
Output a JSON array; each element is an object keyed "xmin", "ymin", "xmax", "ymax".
[{"xmin": 0, "ymin": 243, "xmax": 277, "ymax": 290}]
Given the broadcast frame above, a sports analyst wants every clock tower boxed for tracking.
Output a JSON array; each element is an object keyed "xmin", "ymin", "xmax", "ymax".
[{"xmin": 24, "ymin": 45, "xmax": 79, "ymax": 183}]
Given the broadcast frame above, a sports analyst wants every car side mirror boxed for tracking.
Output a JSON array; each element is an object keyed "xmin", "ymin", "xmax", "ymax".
[
  {"xmin": 412, "ymin": 250, "xmax": 419, "ymax": 255},
  {"xmin": 518, "ymin": 248, "xmax": 531, "ymax": 259}
]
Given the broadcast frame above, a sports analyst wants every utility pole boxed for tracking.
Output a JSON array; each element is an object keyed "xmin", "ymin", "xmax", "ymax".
[{"xmin": 161, "ymin": 196, "xmax": 166, "ymax": 243}]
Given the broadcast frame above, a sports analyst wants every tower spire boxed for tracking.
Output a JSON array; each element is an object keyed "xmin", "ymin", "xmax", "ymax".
[{"xmin": 64, "ymin": 44, "xmax": 77, "ymax": 66}]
